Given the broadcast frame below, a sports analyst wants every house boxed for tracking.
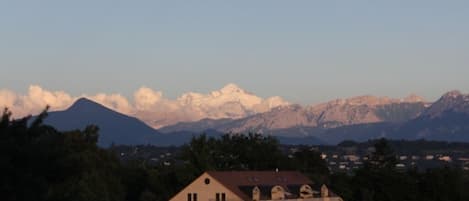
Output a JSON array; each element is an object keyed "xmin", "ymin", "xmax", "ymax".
[
  {"xmin": 169, "ymin": 171, "xmax": 344, "ymax": 201},
  {"xmin": 343, "ymin": 155, "xmax": 359, "ymax": 162},
  {"xmin": 438, "ymin": 156, "xmax": 452, "ymax": 162},
  {"xmin": 425, "ymin": 155, "xmax": 434, "ymax": 160}
]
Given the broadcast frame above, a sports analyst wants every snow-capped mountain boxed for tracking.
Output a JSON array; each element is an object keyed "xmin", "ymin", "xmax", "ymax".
[{"xmin": 133, "ymin": 83, "xmax": 290, "ymax": 128}]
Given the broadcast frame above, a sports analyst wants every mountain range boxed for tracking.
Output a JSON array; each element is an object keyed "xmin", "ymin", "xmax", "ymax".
[
  {"xmin": 37, "ymin": 89, "xmax": 469, "ymax": 146},
  {"xmin": 159, "ymin": 94, "xmax": 427, "ymax": 134}
]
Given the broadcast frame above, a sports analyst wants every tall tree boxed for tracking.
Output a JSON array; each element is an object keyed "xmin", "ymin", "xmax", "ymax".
[{"xmin": 0, "ymin": 109, "xmax": 125, "ymax": 201}]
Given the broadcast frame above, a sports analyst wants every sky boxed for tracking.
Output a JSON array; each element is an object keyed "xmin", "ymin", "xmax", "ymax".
[{"xmin": 1, "ymin": 0, "xmax": 468, "ymax": 104}]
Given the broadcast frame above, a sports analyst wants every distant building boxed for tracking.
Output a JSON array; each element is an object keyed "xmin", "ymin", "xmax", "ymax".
[
  {"xmin": 411, "ymin": 156, "xmax": 420, "ymax": 160},
  {"xmin": 169, "ymin": 171, "xmax": 344, "ymax": 201},
  {"xmin": 425, "ymin": 155, "xmax": 435, "ymax": 160},
  {"xmin": 395, "ymin": 163, "xmax": 406, "ymax": 168},
  {"xmin": 438, "ymin": 156, "xmax": 452, "ymax": 162},
  {"xmin": 343, "ymin": 155, "xmax": 359, "ymax": 162},
  {"xmin": 320, "ymin": 153, "xmax": 327, "ymax": 160},
  {"xmin": 458, "ymin": 157, "xmax": 469, "ymax": 162}
]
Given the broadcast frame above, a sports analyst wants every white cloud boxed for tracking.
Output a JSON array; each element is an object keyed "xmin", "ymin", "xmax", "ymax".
[
  {"xmin": 26, "ymin": 85, "xmax": 75, "ymax": 111},
  {"xmin": 0, "ymin": 89, "xmax": 17, "ymax": 108},
  {"xmin": 133, "ymin": 87, "xmax": 163, "ymax": 110},
  {"xmin": 0, "ymin": 84, "xmax": 290, "ymax": 128},
  {"xmin": 0, "ymin": 86, "xmax": 76, "ymax": 118},
  {"xmin": 88, "ymin": 93, "xmax": 133, "ymax": 115}
]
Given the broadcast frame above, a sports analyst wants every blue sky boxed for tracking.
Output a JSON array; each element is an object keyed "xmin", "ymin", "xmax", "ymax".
[{"xmin": 1, "ymin": 0, "xmax": 468, "ymax": 104}]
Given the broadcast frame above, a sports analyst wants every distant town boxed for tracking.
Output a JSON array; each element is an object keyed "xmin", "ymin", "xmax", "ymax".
[{"xmin": 111, "ymin": 139, "xmax": 469, "ymax": 174}]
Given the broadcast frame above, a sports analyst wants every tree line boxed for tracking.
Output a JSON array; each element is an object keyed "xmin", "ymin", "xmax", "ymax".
[{"xmin": 1, "ymin": 109, "xmax": 468, "ymax": 201}]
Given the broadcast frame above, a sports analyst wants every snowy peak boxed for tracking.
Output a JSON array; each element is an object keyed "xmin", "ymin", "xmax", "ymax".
[
  {"xmin": 219, "ymin": 83, "xmax": 245, "ymax": 94},
  {"xmin": 135, "ymin": 83, "xmax": 290, "ymax": 128},
  {"xmin": 176, "ymin": 84, "xmax": 261, "ymax": 109}
]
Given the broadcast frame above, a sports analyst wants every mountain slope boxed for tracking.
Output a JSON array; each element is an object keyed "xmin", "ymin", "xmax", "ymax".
[
  {"xmin": 392, "ymin": 91, "xmax": 469, "ymax": 141},
  {"xmin": 421, "ymin": 90, "xmax": 469, "ymax": 117},
  {"xmin": 158, "ymin": 118, "xmax": 234, "ymax": 133}
]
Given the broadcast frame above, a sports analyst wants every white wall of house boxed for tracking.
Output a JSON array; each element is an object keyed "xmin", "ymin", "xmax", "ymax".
[
  {"xmin": 169, "ymin": 172, "xmax": 344, "ymax": 201},
  {"xmin": 169, "ymin": 172, "xmax": 243, "ymax": 201}
]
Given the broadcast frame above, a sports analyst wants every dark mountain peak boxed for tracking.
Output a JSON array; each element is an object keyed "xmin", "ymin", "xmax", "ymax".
[
  {"xmin": 67, "ymin": 98, "xmax": 114, "ymax": 113},
  {"xmin": 436, "ymin": 90, "xmax": 469, "ymax": 105},
  {"xmin": 43, "ymin": 97, "xmax": 165, "ymax": 146},
  {"xmin": 72, "ymin": 97, "xmax": 98, "ymax": 106},
  {"xmin": 422, "ymin": 90, "xmax": 469, "ymax": 118}
]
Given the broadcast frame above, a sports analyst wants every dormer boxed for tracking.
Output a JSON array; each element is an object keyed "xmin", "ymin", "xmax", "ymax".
[
  {"xmin": 321, "ymin": 184, "xmax": 329, "ymax": 197},
  {"xmin": 299, "ymin": 184, "xmax": 314, "ymax": 199},
  {"xmin": 252, "ymin": 186, "xmax": 260, "ymax": 201},
  {"xmin": 271, "ymin": 185, "xmax": 285, "ymax": 200}
]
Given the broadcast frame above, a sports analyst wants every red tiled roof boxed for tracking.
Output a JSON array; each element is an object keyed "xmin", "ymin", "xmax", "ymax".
[{"xmin": 207, "ymin": 171, "xmax": 313, "ymax": 200}]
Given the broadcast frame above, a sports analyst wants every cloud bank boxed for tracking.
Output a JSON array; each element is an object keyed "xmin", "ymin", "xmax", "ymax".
[{"xmin": 0, "ymin": 84, "xmax": 290, "ymax": 128}]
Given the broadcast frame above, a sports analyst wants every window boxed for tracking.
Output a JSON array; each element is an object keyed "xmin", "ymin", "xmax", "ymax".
[
  {"xmin": 187, "ymin": 193, "xmax": 192, "ymax": 201},
  {"xmin": 187, "ymin": 193, "xmax": 199, "ymax": 201},
  {"xmin": 204, "ymin": 178, "xmax": 210, "ymax": 184},
  {"xmin": 216, "ymin": 193, "xmax": 226, "ymax": 201}
]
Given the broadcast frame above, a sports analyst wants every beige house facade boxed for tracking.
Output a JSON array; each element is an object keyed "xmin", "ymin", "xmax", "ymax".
[{"xmin": 169, "ymin": 171, "xmax": 344, "ymax": 201}]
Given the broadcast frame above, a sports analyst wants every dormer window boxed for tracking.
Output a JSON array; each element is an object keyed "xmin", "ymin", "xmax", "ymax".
[
  {"xmin": 300, "ymin": 184, "xmax": 313, "ymax": 199},
  {"xmin": 252, "ymin": 186, "xmax": 260, "ymax": 201},
  {"xmin": 271, "ymin": 185, "xmax": 285, "ymax": 200}
]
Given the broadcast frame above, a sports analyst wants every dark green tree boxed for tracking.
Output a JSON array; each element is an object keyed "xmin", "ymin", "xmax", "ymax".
[
  {"xmin": 367, "ymin": 138, "xmax": 398, "ymax": 170},
  {"xmin": 287, "ymin": 147, "xmax": 329, "ymax": 184},
  {"xmin": 0, "ymin": 109, "xmax": 125, "ymax": 201},
  {"xmin": 180, "ymin": 133, "xmax": 286, "ymax": 172}
]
